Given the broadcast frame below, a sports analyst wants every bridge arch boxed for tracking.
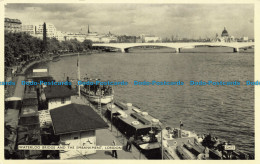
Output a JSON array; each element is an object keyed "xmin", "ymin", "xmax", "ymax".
[{"xmin": 123, "ymin": 45, "xmax": 178, "ymax": 52}]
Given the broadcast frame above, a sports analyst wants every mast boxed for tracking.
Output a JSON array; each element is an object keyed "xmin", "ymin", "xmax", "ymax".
[{"xmin": 77, "ymin": 52, "xmax": 81, "ymax": 97}]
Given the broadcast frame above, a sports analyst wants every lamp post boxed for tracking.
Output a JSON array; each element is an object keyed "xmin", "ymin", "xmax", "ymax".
[
  {"xmin": 158, "ymin": 123, "xmax": 163, "ymax": 160},
  {"xmin": 153, "ymin": 122, "xmax": 163, "ymax": 160},
  {"xmin": 110, "ymin": 102, "xmax": 113, "ymax": 132}
]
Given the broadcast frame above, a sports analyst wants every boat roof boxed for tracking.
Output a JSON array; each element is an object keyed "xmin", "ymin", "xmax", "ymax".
[
  {"xmin": 20, "ymin": 105, "xmax": 38, "ymax": 117},
  {"xmin": 23, "ymin": 91, "xmax": 37, "ymax": 99},
  {"xmin": 107, "ymin": 102, "xmax": 162, "ymax": 130}
]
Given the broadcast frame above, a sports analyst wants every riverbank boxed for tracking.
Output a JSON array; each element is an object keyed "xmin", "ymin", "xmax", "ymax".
[
  {"xmin": 59, "ymin": 51, "xmax": 93, "ymax": 57},
  {"xmin": 4, "ymin": 58, "xmax": 50, "ymax": 99}
]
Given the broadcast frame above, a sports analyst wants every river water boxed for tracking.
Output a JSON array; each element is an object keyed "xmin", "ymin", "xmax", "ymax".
[{"xmin": 37, "ymin": 47, "xmax": 254, "ymax": 155}]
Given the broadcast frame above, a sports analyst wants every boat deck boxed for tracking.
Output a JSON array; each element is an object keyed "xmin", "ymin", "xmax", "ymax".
[{"xmin": 107, "ymin": 102, "xmax": 162, "ymax": 130}]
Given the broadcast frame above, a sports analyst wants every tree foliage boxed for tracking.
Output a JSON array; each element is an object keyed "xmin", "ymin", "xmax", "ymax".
[{"xmin": 5, "ymin": 32, "xmax": 93, "ymax": 67}]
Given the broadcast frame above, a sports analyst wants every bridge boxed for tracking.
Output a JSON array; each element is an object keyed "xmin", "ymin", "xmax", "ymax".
[{"xmin": 93, "ymin": 42, "xmax": 254, "ymax": 53}]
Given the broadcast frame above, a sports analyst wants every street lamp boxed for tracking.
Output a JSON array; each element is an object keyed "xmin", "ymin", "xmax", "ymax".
[
  {"xmin": 158, "ymin": 123, "xmax": 163, "ymax": 160},
  {"xmin": 110, "ymin": 101, "xmax": 114, "ymax": 132}
]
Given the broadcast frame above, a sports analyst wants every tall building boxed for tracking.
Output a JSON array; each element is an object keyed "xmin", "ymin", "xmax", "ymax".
[
  {"xmin": 22, "ymin": 25, "xmax": 36, "ymax": 35},
  {"xmin": 4, "ymin": 18, "xmax": 22, "ymax": 33},
  {"xmin": 55, "ymin": 31, "xmax": 65, "ymax": 41},
  {"xmin": 35, "ymin": 23, "xmax": 57, "ymax": 38}
]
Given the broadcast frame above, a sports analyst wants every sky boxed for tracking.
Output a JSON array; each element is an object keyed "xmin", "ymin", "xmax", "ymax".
[{"xmin": 5, "ymin": 3, "xmax": 254, "ymax": 39}]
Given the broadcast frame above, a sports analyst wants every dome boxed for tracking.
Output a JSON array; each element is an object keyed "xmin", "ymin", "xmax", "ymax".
[{"xmin": 221, "ymin": 27, "xmax": 229, "ymax": 37}]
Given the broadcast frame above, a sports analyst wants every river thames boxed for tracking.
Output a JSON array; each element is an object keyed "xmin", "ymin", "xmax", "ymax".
[{"xmin": 34, "ymin": 47, "xmax": 254, "ymax": 155}]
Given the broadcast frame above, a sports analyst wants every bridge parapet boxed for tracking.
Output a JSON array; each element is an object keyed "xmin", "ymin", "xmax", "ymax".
[{"xmin": 93, "ymin": 42, "xmax": 254, "ymax": 53}]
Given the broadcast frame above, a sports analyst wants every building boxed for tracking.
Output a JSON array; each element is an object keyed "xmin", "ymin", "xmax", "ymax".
[
  {"xmin": 144, "ymin": 36, "xmax": 162, "ymax": 43},
  {"xmin": 44, "ymin": 85, "xmax": 75, "ymax": 110},
  {"xmin": 140, "ymin": 34, "xmax": 161, "ymax": 43},
  {"xmin": 50, "ymin": 103, "xmax": 109, "ymax": 159},
  {"xmin": 214, "ymin": 27, "xmax": 235, "ymax": 42},
  {"xmin": 22, "ymin": 25, "xmax": 36, "ymax": 35},
  {"xmin": 5, "ymin": 18, "xmax": 22, "ymax": 33},
  {"xmin": 55, "ymin": 31, "xmax": 66, "ymax": 41},
  {"xmin": 65, "ymin": 33, "xmax": 86, "ymax": 42},
  {"xmin": 99, "ymin": 35, "xmax": 118, "ymax": 43},
  {"xmin": 35, "ymin": 23, "xmax": 57, "ymax": 38},
  {"xmin": 221, "ymin": 27, "xmax": 229, "ymax": 37}
]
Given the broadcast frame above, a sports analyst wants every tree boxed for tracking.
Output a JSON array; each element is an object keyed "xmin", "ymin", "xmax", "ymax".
[
  {"xmin": 42, "ymin": 22, "xmax": 47, "ymax": 53},
  {"xmin": 82, "ymin": 39, "xmax": 92, "ymax": 50},
  {"xmin": 5, "ymin": 32, "xmax": 43, "ymax": 66},
  {"xmin": 47, "ymin": 38, "xmax": 60, "ymax": 54}
]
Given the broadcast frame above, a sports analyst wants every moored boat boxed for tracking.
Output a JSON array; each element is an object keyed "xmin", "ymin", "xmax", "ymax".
[
  {"xmin": 157, "ymin": 126, "xmax": 254, "ymax": 160},
  {"xmin": 80, "ymin": 78, "xmax": 114, "ymax": 104},
  {"xmin": 106, "ymin": 102, "xmax": 163, "ymax": 156}
]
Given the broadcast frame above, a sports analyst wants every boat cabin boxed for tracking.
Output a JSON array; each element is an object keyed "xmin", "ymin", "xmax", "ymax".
[
  {"xmin": 82, "ymin": 78, "xmax": 113, "ymax": 97},
  {"xmin": 106, "ymin": 102, "xmax": 162, "ymax": 141}
]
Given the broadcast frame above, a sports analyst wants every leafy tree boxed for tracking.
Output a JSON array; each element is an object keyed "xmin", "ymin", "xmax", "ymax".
[{"xmin": 82, "ymin": 39, "xmax": 93, "ymax": 50}]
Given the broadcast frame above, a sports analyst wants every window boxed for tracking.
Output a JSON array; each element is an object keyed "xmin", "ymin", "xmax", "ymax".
[{"xmin": 61, "ymin": 98, "xmax": 65, "ymax": 104}]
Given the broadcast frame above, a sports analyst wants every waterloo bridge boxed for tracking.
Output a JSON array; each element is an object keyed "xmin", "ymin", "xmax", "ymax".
[{"xmin": 93, "ymin": 42, "xmax": 254, "ymax": 53}]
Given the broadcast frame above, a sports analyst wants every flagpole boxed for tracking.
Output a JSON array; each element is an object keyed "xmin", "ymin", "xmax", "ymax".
[{"xmin": 77, "ymin": 52, "xmax": 81, "ymax": 97}]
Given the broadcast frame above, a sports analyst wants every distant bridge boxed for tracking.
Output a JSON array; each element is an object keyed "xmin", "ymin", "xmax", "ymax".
[{"xmin": 93, "ymin": 42, "xmax": 254, "ymax": 53}]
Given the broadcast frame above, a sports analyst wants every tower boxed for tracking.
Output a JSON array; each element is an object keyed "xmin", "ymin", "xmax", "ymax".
[{"xmin": 88, "ymin": 25, "xmax": 90, "ymax": 34}]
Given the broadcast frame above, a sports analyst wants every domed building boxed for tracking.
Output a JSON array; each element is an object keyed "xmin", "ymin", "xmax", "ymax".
[
  {"xmin": 213, "ymin": 27, "xmax": 235, "ymax": 42},
  {"xmin": 221, "ymin": 27, "xmax": 229, "ymax": 37}
]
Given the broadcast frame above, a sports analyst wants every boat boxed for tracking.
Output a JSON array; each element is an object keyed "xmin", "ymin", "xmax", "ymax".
[
  {"xmin": 157, "ymin": 127, "xmax": 200, "ymax": 159},
  {"xmin": 80, "ymin": 78, "xmax": 114, "ymax": 104},
  {"xmin": 106, "ymin": 102, "xmax": 162, "ymax": 156},
  {"xmin": 157, "ymin": 126, "xmax": 254, "ymax": 160}
]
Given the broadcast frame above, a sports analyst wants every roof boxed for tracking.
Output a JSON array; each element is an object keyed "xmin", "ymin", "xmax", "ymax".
[
  {"xmin": 50, "ymin": 104, "xmax": 109, "ymax": 135},
  {"xmin": 221, "ymin": 27, "xmax": 229, "ymax": 37},
  {"xmin": 23, "ymin": 98, "xmax": 38, "ymax": 106},
  {"xmin": 44, "ymin": 85, "xmax": 76, "ymax": 99},
  {"xmin": 19, "ymin": 116, "xmax": 39, "ymax": 126},
  {"xmin": 23, "ymin": 91, "xmax": 37, "ymax": 99},
  {"xmin": 107, "ymin": 102, "xmax": 162, "ymax": 130}
]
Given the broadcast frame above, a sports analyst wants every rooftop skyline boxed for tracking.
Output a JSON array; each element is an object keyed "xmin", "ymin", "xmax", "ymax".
[{"xmin": 5, "ymin": 3, "xmax": 254, "ymax": 38}]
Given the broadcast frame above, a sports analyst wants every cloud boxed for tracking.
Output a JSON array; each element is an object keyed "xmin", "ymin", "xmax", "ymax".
[{"xmin": 5, "ymin": 3, "xmax": 254, "ymax": 38}]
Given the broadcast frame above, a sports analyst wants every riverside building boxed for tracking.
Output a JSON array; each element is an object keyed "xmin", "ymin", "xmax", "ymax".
[{"xmin": 4, "ymin": 18, "xmax": 22, "ymax": 33}]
